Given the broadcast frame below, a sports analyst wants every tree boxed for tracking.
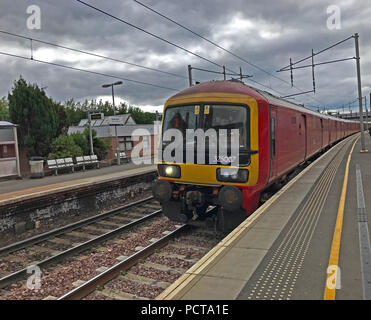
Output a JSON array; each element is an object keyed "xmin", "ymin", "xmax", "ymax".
[
  {"xmin": 53, "ymin": 102, "xmax": 68, "ymax": 134},
  {"xmin": 70, "ymin": 130, "xmax": 109, "ymax": 160},
  {"xmin": 70, "ymin": 132, "xmax": 90, "ymax": 155},
  {"xmin": 83, "ymin": 129, "xmax": 109, "ymax": 160},
  {"xmin": 0, "ymin": 97, "xmax": 10, "ymax": 121},
  {"xmin": 62, "ymin": 99, "xmax": 157, "ymax": 126},
  {"xmin": 8, "ymin": 77, "xmax": 60, "ymax": 157},
  {"xmin": 64, "ymin": 99, "xmax": 87, "ymax": 126},
  {"xmin": 48, "ymin": 134, "xmax": 83, "ymax": 159},
  {"xmin": 127, "ymin": 106, "xmax": 156, "ymax": 124}
]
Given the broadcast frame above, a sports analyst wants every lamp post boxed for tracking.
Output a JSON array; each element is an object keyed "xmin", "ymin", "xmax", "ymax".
[
  {"xmin": 88, "ymin": 111, "xmax": 94, "ymax": 155},
  {"xmin": 102, "ymin": 81, "xmax": 123, "ymax": 165}
]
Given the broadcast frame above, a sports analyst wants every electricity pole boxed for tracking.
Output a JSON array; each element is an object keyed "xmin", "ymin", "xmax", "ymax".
[
  {"xmin": 355, "ymin": 33, "xmax": 367, "ymax": 152},
  {"xmin": 102, "ymin": 81, "xmax": 124, "ymax": 164},
  {"xmin": 88, "ymin": 111, "xmax": 94, "ymax": 155}
]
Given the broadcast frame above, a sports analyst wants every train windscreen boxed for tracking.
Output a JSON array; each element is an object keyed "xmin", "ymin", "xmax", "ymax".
[{"xmin": 161, "ymin": 104, "xmax": 251, "ymax": 166}]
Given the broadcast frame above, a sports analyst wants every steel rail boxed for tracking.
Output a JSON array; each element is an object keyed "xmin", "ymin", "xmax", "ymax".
[
  {"xmin": 0, "ymin": 207, "xmax": 162, "ymax": 289},
  {"xmin": 58, "ymin": 224, "xmax": 187, "ymax": 300},
  {"xmin": 0, "ymin": 196, "xmax": 155, "ymax": 256}
]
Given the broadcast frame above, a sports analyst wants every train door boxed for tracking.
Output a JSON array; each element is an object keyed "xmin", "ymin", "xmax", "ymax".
[
  {"xmin": 269, "ymin": 107, "xmax": 277, "ymax": 179},
  {"xmin": 300, "ymin": 114, "xmax": 307, "ymax": 161}
]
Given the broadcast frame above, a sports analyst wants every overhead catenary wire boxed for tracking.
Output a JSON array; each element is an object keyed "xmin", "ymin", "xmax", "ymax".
[
  {"xmin": 74, "ymin": 0, "xmax": 237, "ymax": 74},
  {"xmin": 0, "ymin": 51, "xmax": 179, "ymax": 92},
  {"xmin": 0, "ymin": 30, "xmax": 189, "ymax": 81},
  {"xmin": 0, "ymin": 30, "xmax": 309, "ymax": 105},
  {"xmin": 279, "ymin": 35, "xmax": 355, "ymax": 71},
  {"xmin": 132, "ymin": 0, "xmax": 323, "ymax": 107}
]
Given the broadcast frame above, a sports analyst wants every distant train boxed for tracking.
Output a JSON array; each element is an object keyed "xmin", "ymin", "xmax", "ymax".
[{"xmin": 152, "ymin": 80, "xmax": 359, "ymax": 231}]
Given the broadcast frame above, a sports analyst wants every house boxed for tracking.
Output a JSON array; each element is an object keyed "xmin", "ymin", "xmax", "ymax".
[{"xmin": 67, "ymin": 115, "xmax": 160, "ymax": 163}]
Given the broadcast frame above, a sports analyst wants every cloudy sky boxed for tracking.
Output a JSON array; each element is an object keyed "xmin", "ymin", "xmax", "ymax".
[{"xmin": 0, "ymin": 0, "xmax": 370, "ymax": 112}]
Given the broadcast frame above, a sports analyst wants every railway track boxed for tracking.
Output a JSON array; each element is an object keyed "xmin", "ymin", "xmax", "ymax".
[
  {"xmin": 59, "ymin": 223, "xmax": 219, "ymax": 300},
  {"xmin": 0, "ymin": 198, "xmax": 220, "ymax": 300},
  {"xmin": 0, "ymin": 197, "xmax": 162, "ymax": 290}
]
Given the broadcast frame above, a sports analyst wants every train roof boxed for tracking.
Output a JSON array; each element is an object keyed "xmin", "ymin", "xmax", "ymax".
[
  {"xmin": 170, "ymin": 80, "xmax": 358, "ymax": 124},
  {"xmin": 255, "ymin": 88, "xmax": 358, "ymax": 123}
]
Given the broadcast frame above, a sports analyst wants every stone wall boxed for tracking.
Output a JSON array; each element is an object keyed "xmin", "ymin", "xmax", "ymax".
[{"xmin": 0, "ymin": 171, "xmax": 157, "ymax": 233}]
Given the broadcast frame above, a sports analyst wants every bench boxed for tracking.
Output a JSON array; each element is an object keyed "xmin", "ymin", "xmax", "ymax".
[
  {"xmin": 115, "ymin": 152, "xmax": 129, "ymax": 164},
  {"xmin": 47, "ymin": 157, "xmax": 74, "ymax": 175},
  {"xmin": 75, "ymin": 155, "xmax": 100, "ymax": 171}
]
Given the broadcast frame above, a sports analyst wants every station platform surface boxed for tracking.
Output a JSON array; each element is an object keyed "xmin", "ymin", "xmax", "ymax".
[
  {"xmin": 0, "ymin": 162, "xmax": 155, "ymax": 206},
  {"xmin": 158, "ymin": 132, "xmax": 371, "ymax": 300}
]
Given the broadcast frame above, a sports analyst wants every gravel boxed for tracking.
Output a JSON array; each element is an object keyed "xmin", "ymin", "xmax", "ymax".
[
  {"xmin": 129, "ymin": 265, "xmax": 181, "ymax": 283},
  {"xmin": 1, "ymin": 215, "xmax": 219, "ymax": 301},
  {"xmin": 0, "ymin": 217, "xmax": 176, "ymax": 300},
  {"xmin": 106, "ymin": 278, "xmax": 163, "ymax": 299},
  {"xmin": 147, "ymin": 255, "xmax": 194, "ymax": 270},
  {"xmin": 163, "ymin": 245, "xmax": 206, "ymax": 259}
]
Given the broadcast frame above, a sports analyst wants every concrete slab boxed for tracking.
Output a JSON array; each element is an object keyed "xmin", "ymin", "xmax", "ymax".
[
  {"xmin": 72, "ymin": 280, "xmax": 86, "ymax": 287},
  {"xmin": 116, "ymin": 255, "xmax": 128, "ymax": 261},
  {"xmin": 180, "ymin": 275, "xmax": 247, "ymax": 300},
  {"xmin": 233, "ymin": 228, "xmax": 282, "ymax": 250},
  {"xmin": 252, "ymin": 212, "xmax": 292, "ymax": 230},
  {"xmin": 199, "ymin": 248, "xmax": 267, "ymax": 281},
  {"xmin": 96, "ymin": 266, "xmax": 109, "ymax": 273},
  {"xmin": 42, "ymin": 295, "xmax": 57, "ymax": 300}
]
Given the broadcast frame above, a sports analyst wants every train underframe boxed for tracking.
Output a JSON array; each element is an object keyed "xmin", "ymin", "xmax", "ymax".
[{"xmin": 152, "ymin": 180, "xmax": 260, "ymax": 233}]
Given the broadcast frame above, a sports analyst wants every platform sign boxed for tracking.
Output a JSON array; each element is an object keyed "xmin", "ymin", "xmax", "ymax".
[
  {"xmin": 89, "ymin": 113, "xmax": 104, "ymax": 121},
  {"xmin": 109, "ymin": 116, "xmax": 124, "ymax": 126}
]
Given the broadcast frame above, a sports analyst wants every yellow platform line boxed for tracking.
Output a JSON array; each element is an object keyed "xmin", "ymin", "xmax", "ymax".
[{"xmin": 324, "ymin": 137, "xmax": 359, "ymax": 300}]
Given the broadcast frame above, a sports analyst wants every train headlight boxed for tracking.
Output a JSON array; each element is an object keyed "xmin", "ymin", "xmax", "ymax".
[
  {"xmin": 158, "ymin": 164, "xmax": 181, "ymax": 178},
  {"xmin": 216, "ymin": 168, "xmax": 249, "ymax": 183}
]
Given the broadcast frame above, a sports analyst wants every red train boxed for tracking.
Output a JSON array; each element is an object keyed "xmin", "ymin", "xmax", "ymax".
[{"xmin": 152, "ymin": 80, "xmax": 359, "ymax": 231}]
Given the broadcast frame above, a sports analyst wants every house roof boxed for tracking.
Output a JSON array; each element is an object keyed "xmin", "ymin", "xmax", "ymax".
[
  {"xmin": 78, "ymin": 114, "xmax": 136, "ymax": 127},
  {"xmin": 0, "ymin": 121, "xmax": 17, "ymax": 128},
  {"xmin": 68, "ymin": 124, "xmax": 157, "ymax": 138}
]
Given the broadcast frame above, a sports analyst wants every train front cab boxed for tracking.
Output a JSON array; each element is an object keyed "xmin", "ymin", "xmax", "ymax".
[{"xmin": 152, "ymin": 92, "xmax": 267, "ymax": 232}]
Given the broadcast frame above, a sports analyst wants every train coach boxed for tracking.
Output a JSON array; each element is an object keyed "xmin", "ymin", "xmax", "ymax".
[{"xmin": 152, "ymin": 80, "xmax": 359, "ymax": 232}]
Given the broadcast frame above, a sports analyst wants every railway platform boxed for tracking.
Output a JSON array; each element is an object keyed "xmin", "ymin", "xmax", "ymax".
[
  {"xmin": 0, "ymin": 161, "xmax": 156, "ymax": 234},
  {"xmin": 0, "ymin": 162, "xmax": 155, "ymax": 206},
  {"xmin": 158, "ymin": 132, "xmax": 371, "ymax": 300}
]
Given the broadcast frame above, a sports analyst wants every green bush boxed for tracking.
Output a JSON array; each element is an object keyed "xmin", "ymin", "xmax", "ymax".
[
  {"xmin": 82, "ymin": 129, "xmax": 109, "ymax": 160},
  {"xmin": 70, "ymin": 132, "xmax": 90, "ymax": 155},
  {"xmin": 48, "ymin": 134, "xmax": 83, "ymax": 159}
]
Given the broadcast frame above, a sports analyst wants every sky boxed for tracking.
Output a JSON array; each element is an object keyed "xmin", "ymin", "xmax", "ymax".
[{"xmin": 0, "ymin": 0, "xmax": 370, "ymax": 113}]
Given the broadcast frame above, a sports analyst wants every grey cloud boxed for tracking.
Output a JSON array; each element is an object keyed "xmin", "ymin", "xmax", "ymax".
[{"xmin": 0, "ymin": 0, "xmax": 370, "ymax": 111}]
